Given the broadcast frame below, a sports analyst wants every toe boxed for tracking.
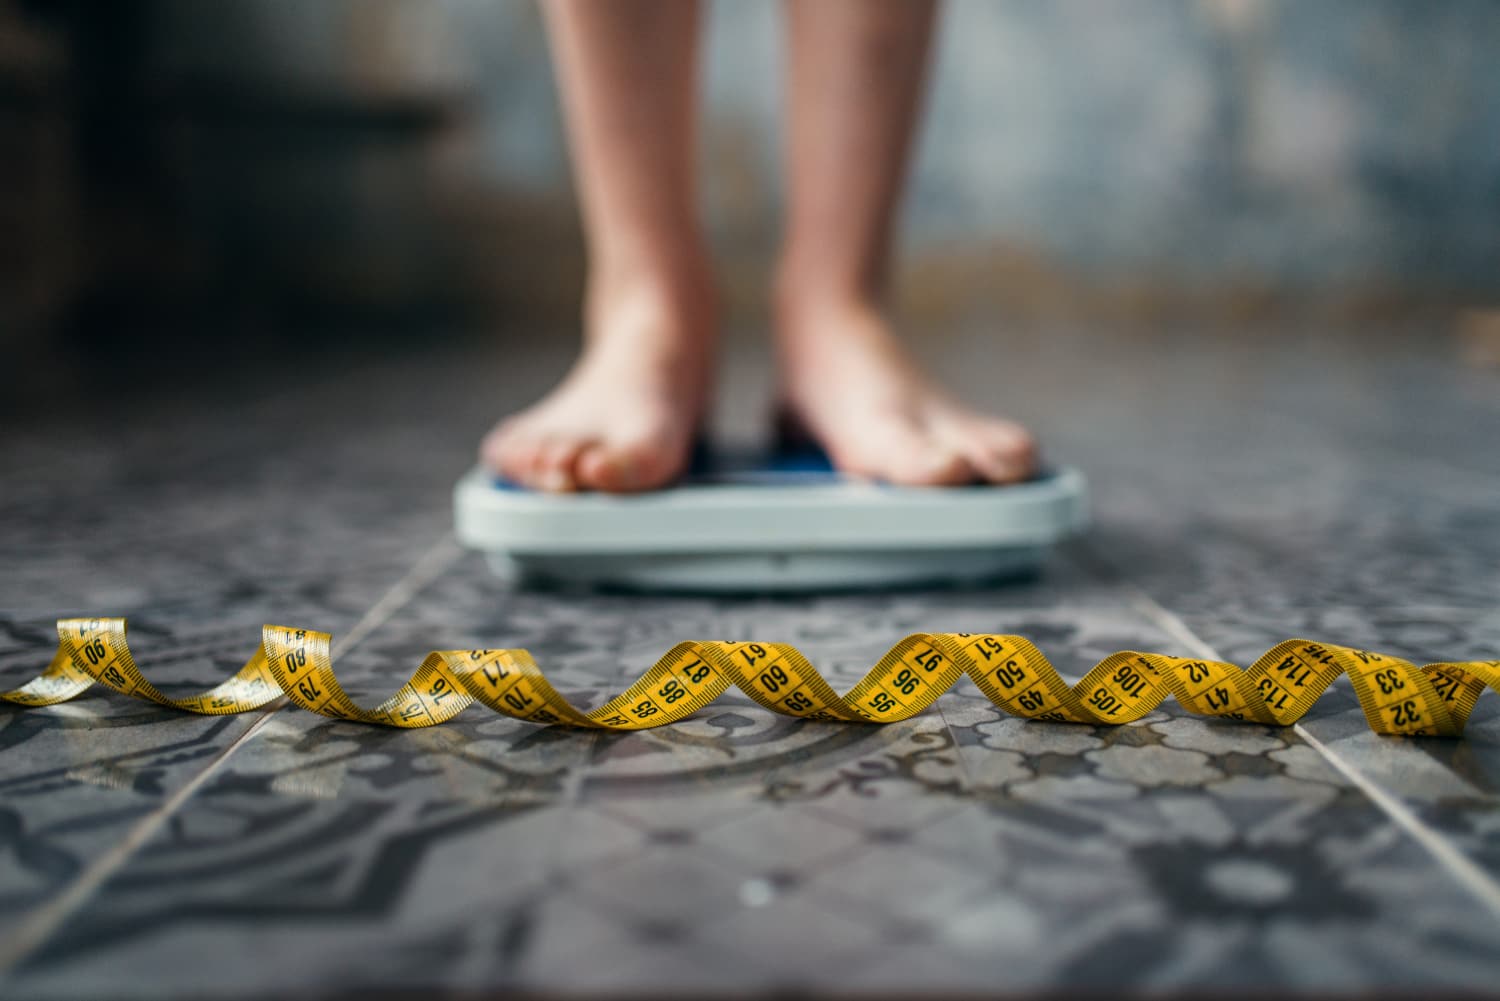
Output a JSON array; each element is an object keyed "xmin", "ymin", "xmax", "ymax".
[
  {"xmin": 483, "ymin": 421, "xmax": 545, "ymax": 485},
  {"xmin": 534, "ymin": 437, "xmax": 589, "ymax": 492},
  {"xmin": 622, "ymin": 433, "xmax": 688, "ymax": 490},
  {"xmin": 577, "ymin": 447, "xmax": 648, "ymax": 492},
  {"xmin": 991, "ymin": 420, "xmax": 1038, "ymax": 470},
  {"xmin": 509, "ymin": 433, "xmax": 555, "ymax": 489},
  {"xmin": 576, "ymin": 433, "xmax": 684, "ymax": 492},
  {"xmin": 987, "ymin": 421, "xmax": 1039, "ymax": 480},
  {"xmin": 962, "ymin": 445, "xmax": 1026, "ymax": 484},
  {"xmin": 621, "ymin": 434, "xmax": 689, "ymax": 490},
  {"xmin": 479, "ymin": 422, "xmax": 512, "ymax": 475},
  {"xmin": 494, "ymin": 430, "xmax": 568, "ymax": 490},
  {"xmin": 945, "ymin": 417, "xmax": 1037, "ymax": 484},
  {"xmin": 834, "ymin": 417, "xmax": 974, "ymax": 486},
  {"xmin": 894, "ymin": 447, "xmax": 974, "ymax": 486},
  {"xmin": 575, "ymin": 443, "xmax": 622, "ymax": 491}
]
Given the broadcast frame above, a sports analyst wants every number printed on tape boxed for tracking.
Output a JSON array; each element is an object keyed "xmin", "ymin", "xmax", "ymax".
[{"xmin": 2, "ymin": 618, "xmax": 1497, "ymax": 738}]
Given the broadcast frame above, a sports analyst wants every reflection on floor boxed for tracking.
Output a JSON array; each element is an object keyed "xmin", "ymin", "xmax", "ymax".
[{"xmin": 2, "ymin": 323, "xmax": 1498, "ymax": 995}]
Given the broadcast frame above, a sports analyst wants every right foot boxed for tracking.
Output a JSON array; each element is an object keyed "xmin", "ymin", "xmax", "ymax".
[
  {"xmin": 775, "ymin": 291, "xmax": 1038, "ymax": 486},
  {"xmin": 480, "ymin": 274, "xmax": 714, "ymax": 492}
]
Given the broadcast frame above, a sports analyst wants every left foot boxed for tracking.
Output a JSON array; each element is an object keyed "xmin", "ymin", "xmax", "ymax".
[
  {"xmin": 479, "ymin": 268, "xmax": 714, "ymax": 492},
  {"xmin": 775, "ymin": 292, "xmax": 1038, "ymax": 485}
]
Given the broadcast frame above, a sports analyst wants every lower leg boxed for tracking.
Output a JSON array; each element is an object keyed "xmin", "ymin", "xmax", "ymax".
[
  {"xmin": 776, "ymin": 0, "xmax": 1035, "ymax": 484},
  {"xmin": 481, "ymin": 0, "xmax": 715, "ymax": 492}
]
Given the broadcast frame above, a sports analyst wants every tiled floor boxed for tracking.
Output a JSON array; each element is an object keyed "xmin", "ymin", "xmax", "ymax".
[{"xmin": 2, "ymin": 322, "xmax": 1498, "ymax": 997}]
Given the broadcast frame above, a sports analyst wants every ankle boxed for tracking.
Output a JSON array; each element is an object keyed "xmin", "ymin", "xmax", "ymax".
[
  {"xmin": 774, "ymin": 269, "xmax": 884, "ymax": 332},
  {"xmin": 583, "ymin": 254, "xmax": 718, "ymax": 351}
]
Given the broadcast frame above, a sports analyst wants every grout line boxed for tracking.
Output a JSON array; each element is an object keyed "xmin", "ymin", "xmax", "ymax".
[
  {"xmin": 1288, "ymin": 724, "xmax": 1500, "ymax": 918},
  {"xmin": 0, "ymin": 533, "xmax": 465, "ymax": 976},
  {"xmin": 1118, "ymin": 574, "xmax": 1500, "ymax": 923},
  {"xmin": 932, "ymin": 694, "xmax": 983, "ymax": 798},
  {"xmin": 326, "ymin": 536, "xmax": 464, "ymax": 661}
]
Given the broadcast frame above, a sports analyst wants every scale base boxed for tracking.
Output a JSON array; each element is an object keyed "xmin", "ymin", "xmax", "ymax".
[
  {"xmin": 455, "ymin": 447, "xmax": 1087, "ymax": 593},
  {"xmin": 486, "ymin": 547, "xmax": 1049, "ymax": 593}
]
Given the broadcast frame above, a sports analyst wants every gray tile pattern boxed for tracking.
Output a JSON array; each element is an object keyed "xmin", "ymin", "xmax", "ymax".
[{"xmin": 2, "ymin": 328, "xmax": 1498, "ymax": 996}]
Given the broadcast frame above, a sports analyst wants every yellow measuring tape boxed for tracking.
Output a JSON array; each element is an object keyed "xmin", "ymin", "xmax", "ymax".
[{"xmin": 4, "ymin": 618, "xmax": 1497, "ymax": 737}]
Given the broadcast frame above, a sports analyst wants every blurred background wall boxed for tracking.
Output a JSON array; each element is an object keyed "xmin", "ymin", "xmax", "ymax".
[{"xmin": 4, "ymin": 0, "xmax": 1500, "ymax": 356}]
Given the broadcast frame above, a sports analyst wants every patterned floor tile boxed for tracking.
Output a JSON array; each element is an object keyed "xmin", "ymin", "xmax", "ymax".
[{"xmin": 4, "ymin": 326, "xmax": 1499, "ymax": 994}]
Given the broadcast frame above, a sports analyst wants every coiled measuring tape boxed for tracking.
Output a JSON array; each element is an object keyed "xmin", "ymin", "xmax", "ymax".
[{"xmin": 4, "ymin": 618, "xmax": 1498, "ymax": 736}]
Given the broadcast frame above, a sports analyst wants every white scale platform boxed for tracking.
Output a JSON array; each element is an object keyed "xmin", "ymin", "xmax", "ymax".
[{"xmin": 454, "ymin": 448, "xmax": 1088, "ymax": 591}]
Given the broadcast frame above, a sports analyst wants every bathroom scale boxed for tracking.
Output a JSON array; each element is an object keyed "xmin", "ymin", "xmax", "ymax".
[{"xmin": 453, "ymin": 446, "xmax": 1088, "ymax": 591}]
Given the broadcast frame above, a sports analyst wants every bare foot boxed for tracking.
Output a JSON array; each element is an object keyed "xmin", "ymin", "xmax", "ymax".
[
  {"xmin": 776, "ymin": 294, "xmax": 1037, "ymax": 486},
  {"xmin": 481, "ymin": 273, "xmax": 714, "ymax": 492}
]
